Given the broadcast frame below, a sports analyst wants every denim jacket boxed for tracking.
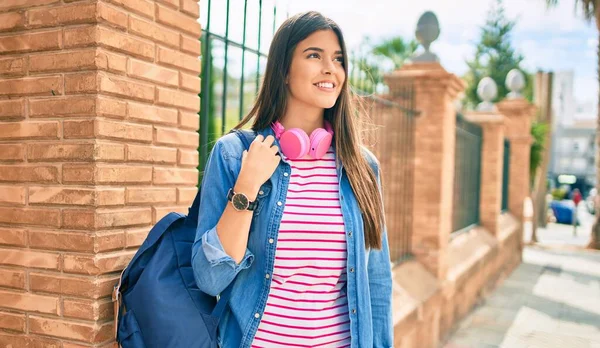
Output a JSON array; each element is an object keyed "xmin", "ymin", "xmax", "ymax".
[{"xmin": 191, "ymin": 126, "xmax": 393, "ymax": 348}]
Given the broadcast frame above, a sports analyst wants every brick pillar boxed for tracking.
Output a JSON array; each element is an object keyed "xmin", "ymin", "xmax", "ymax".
[
  {"xmin": 464, "ymin": 111, "xmax": 505, "ymax": 236},
  {"xmin": 496, "ymin": 99, "xmax": 535, "ymax": 223},
  {"xmin": 0, "ymin": 1, "xmax": 201, "ymax": 346},
  {"xmin": 385, "ymin": 63, "xmax": 465, "ymax": 279}
]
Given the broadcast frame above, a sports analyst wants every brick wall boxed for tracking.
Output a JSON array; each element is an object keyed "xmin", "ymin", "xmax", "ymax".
[{"xmin": 0, "ymin": 0, "xmax": 201, "ymax": 346}]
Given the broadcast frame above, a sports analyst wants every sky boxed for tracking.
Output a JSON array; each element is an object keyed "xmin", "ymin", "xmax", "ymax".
[{"xmin": 200, "ymin": 0, "xmax": 598, "ymax": 116}]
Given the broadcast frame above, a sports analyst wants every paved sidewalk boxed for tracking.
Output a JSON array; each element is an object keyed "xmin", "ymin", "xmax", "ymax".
[{"xmin": 442, "ymin": 216, "xmax": 600, "ymax": 348}]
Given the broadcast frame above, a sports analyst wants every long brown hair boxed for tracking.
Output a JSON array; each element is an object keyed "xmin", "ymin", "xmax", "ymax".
[{"xmin": 234, "ymin": 11, "xmax": 384, "ymax": 249}]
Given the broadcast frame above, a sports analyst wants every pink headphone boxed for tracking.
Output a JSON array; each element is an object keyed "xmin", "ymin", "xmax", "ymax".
[{"xmin": 271, "ymin": 120, "xmax": 334, "ymax": 160}]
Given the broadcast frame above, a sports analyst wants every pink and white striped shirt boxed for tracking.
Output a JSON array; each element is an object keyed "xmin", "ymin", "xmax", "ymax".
[{"xmin": 250, "ymin": 149, "xmax": 351, "ymax": 348}]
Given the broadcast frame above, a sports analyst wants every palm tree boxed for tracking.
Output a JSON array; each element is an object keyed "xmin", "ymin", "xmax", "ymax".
[{"xmin": 546, "ymin": 0, "xmax": 600, "ymax": 249}]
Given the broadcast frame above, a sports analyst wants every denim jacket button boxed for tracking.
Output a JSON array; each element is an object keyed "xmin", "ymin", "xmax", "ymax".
[
  {"xmin": 351, "ymin": 309, "xmax": 357, "ymax": 314},
  {"xmin": 347, "ymin": 231, "xmax": 352, "ymax": 237},
  {"xmin": 254, "ymin": 313, "xmax": 260, "ymax": 319},
  {"xmin": 283, "ymin": 172, "xmax": 289, "ymax": 177},
  {"xmin": 277, "ymin": 201, "xmax": 282, "ymax": 206},
  {"xmin": 268, "ymin": 238, "xmax": 274, "ymax": 244},
  {"xmin": 259, "ymin": 190, "xmax": 264, "ymax": 195},
  {"xmin": 265, "ymin": 273, "xmax": 270, "ymax": 279},
  {"xmin": 350, "ymin": 267, "xmax": 354, "ymax": 273}
]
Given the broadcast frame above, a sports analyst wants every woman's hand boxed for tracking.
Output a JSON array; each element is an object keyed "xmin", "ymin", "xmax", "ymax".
[{"xmin": 234, "ymin": 135, "xmax": 280, "ymax": 200}]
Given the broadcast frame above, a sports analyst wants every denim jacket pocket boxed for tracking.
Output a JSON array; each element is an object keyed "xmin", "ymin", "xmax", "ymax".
[{"xmin": 252, "ymin": 181, "xmax": 272, "ymax": 217}]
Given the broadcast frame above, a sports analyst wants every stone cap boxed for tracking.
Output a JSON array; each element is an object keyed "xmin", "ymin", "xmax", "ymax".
[
  {"xmin": 497, "ymin": 98, "xmax": 537, "ymax": 117},
  {"xmin": 384, "ymin": 62, "xmax": 466, "ymax": 98},
  {"xmin": 463, "ymin": 111, "xmax": 506, "ymax": 125}
]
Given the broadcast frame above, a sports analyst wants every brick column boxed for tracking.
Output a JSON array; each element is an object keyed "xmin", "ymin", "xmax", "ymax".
[
  {"xmin": 464, "ymin": 111, "xmax": 506, "ymax": 236},
  {"xmin": 385, "ymin": 63, "xmax": 465, "ymax": 279},
  {"xmin": 496, "ymin": 99, "xmax": 535, "ymax": 224},
  {"xmin": 0, "ymin": 1, "xmax": 200, "ymax": 346}
]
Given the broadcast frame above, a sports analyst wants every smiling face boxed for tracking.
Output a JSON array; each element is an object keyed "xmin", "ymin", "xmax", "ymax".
[{"xmin": 286, "ymin": 29, "xmax": 346, "ymax": 111}]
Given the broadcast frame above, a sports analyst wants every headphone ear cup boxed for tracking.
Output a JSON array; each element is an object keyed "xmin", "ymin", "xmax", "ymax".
[
  {"xmin": 309, "ymin": 128, "xmax": 333, "ymax": 159},
  {"xmin": 280, "ymin": 128, "xmax": 310, "ymax": 159}
]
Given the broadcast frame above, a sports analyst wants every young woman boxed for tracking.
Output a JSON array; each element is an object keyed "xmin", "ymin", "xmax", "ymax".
[{"xmin": 192, "ymin": 11, "xmax": 393, "ymax": 348}]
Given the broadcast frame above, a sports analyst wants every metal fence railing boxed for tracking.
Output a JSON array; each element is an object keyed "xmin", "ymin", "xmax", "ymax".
[
  {"xmin": 452, "ymin": 113, "xmax": 483, "ymax": 233},
  {"xmin": 199, "ymin": 0, "xmax": 285, "ymax": 174},
  {"xmin": 361, "ymin": 81, "xmax": 417, "ymax": 265},
  {"xmin": 502, "ymin": 138, "xmax": 510, "ymax": 212}
]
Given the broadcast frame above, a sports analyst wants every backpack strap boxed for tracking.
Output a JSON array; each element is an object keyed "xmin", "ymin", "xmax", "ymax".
[{"xmin": 187, "ymin": 129, "xmax": 255, "ymax": 223}]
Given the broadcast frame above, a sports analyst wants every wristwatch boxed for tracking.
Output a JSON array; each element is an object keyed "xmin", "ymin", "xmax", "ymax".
[{"xmin": 227, "ymin": 188, "xmax": 258, "ymax": 211}]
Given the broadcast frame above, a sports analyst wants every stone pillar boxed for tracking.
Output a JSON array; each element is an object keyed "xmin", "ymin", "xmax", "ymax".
[
  {"xmin": 497, "ymin": 99, "xmax": 535, "ymax": 236},
  {"xmin": 464, "ymin": 112, "xmax": 506, "ymax": 236},
  {"xmin": 0, "ymin": 1, "xmax": 201, "ymax": 346},
  {"xmin": 385, "ymin": 63, "xmax": 465, "ymax": 280}
]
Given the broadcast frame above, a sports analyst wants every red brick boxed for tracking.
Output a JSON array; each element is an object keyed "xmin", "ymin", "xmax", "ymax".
[
  {"xmin": 0, "ymin": 144, "xmax": 24, "ymax": 162},
  {"xmin": 95, "ymin": 187, "xmax": 125, "ymax": 206},
  {"xmin": 0, "ymin": 247, "xmax": 60, "ymax": 269},
  {"xmin": 28, "ymin": 2, "xmax": 96, "ymax": 28},
  {"xmin": 0, "ymin": 311, "xmax": 25, "ymax": 332},
  {"xmin": 153, "ymin": 205, "xmax": 187, "ymax": 223},
  {"xmin": 0, "ymin": 333, "xmax": 61, "ymax": 348},
  {"xmin": 0, "ymin": 30, "xmax": 61, "ymax": 54},
  {"xmin": 129, "ymin": 16, "xmax": 179, "ymax": 48},
  {"xmin": 0, "ymin": 227, "xmax": 27, "ymax": 247},
  {"xmin": 95, "ymin": 48, "xmax": 128, "ymax": 74},
  {"xmin": 64, "ymin": 119, "xmax": 95, "ymax": 139},
  {"xmin": 62, "ymin": 164, "xmax": 95, "ymax": 183},
  {"xmin": 106, "ymin": 0, "xmax": 154, "ymax": 19},
  {"xmin": 179, "ymin": 111, "xmax": 199, "ymax": 130},
  {"xmin": 0, "ymin": 121, "xmax": 59, "ymax": 140},
  {"xmin": 63, "ymin": 298, "xmax": 113, "ymax": 321},
  {"xmin": 181, "ymin": 0, "xmax": 200, "ymax": 18},
  {"xmin": 0, "ymin": 0, "xmax": 58, "ymax": 11},
  {"xmin": 0, "ymin": 165, "xmax": 59, "ymax": 183},
  {"xmin": 129, "ymin": 59, "xmax": 178, "ymax": 87},
  {"xmin": 157, "ymin": 0, "xmax": 179, "ymax": 9},
  {"xmin": 0, "ymin": 289, "xmax": 59, "ymax": 314},
  {"xmin": 0, "ymin": 76, "xmax": 63, "ymax": 97},
  {"xmin": 0, "ymin": 207, "xmax": 61, "ymax": 227},
  {"xmin": 125, "ymin": 227, "xmax": 149, "ymax": 248},
  {"xmin": 29, "ymin": 230, "xmax": 94, "ymax": 252},
  {"xmin": 98, "ymin": 73, "xmax": 155, "ymax": 102},
  {"xmin": 155, "ymin": 126, "xmax": 199, "ymax": 148},
  {"xmin": 126, "ymin": 187, "xmax": 177, "ymax": 204},
  {"xmin": 181, "ymin": 35, "xmax": 201, "ymax": 56},
  {"xmin": 0, "ymin": 185, "xmax": 25, "ymax": 205},
  {"xmin": 156, "ymin": 4, "xmax": 201, "ymax": 37},
  {"xmin": 29, "ymin": 315, "xmax": 112, "ymax": 343},
  {"xmin": 29, "ymin": 49, "xmax": 97, "ymax": 73},
  {"xmin": 0, "ymin": 56, "xmax": 26, "ymax": 76},
  {"xmin": 97, "ymin": 96, "xmax": 127, "ymax": 118},
  {"xmin": 29, "ymin": 187, "xmax": 93, "ymax": 205},
  {"xmin": 177, "ymin": 187, "xmax": 197, "ymax": 204},
  {"xmin": 127, "ymin": 102, "xmax": 178, "ymax": 125},
  {"xmin": 97, "ymin": 1, "xmax": 128, "ymax": 30},
  {"xmin": 0, "ymin": 99, "xmax": 24, "ymax": 119},
  {"xmin": 153, "ymin": 167, "xmax": 197, "ymax": 185},
  {"xmin": 97, "ymin": 119, "xmax": 153, "ymax": 143},
  {"xmin": 156, "ymin": 87, "xmax": 200, "ymax": 111},
  {"xmin": 64, "ymin": 25, "xmax": 97, "ymax": 49},
  {"xmin": 64, "ymin": 71, "xmax": 98, "ymax": 94},
  {"xmin": 30, "ymin": 96, "xmax": 96, "ymax": 118},
  {"xmin": 127, "ymin": 144, "xmax": 177, "ymax": 164},
  {"xmin": 157, "ymin": 46, "xmax": 200, "ymax": 74},
  {"xmin": 27, "ymin": 143, "xmax": 95, "ymax": 162},
  {"xmin": 98, "ymin": 26, "xmax": 154, "ymax": 61},
  {"xmin": 30, "ymin": 272, "xmax": 118, "ymax": 299},
  {"xmin": 0, "ymin": 268, "xmax": 26, "ymax": 289},
  {"xmin": 180, "ymin": 71, "xmax": 200, "ymax": 93},
  {"xmin": 63, "ymin": 250, "xmax": 135, "ymax": 275},
  {"xmin": 94, "ymin": 142, "xmax": 126, "ymax": 162},
  {"xmin": 94, "ymin": 231, "xmax": 125, "ymax": 252},
  {"xmin": 178, "ymin": 149, "xmax": 199, "ymax": 167}
]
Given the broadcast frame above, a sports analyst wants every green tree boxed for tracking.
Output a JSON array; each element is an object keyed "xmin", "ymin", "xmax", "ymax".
[
  {"xmin": 463, "ymin": 0, "xmax": 533, "ymax": 109},
  {"xmin": 546, "ymin": 0, "xmax": 600, "ymax": 249}
]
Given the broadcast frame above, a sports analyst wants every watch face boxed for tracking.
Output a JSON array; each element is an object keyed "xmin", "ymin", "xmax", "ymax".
[{"xmin": 232, "ymin": 193, "xmax": 249, "ymax": 211}]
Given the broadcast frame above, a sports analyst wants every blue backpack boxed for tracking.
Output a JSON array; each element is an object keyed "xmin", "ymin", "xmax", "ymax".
[{"xmin": 113, "ymin": 130, "xmax": 254, "ymax": 348}]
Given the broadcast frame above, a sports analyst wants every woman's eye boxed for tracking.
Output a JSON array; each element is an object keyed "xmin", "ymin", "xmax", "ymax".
[
  {"xmin": 335, "ymin": 56, "xmax": 344, "ymax": 63},
  {"xmin": 308, "ymin": 53, "xmax": 320, "ymax": 59}
]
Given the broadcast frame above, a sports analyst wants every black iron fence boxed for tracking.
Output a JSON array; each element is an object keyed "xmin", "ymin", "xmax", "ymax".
[
  {"xmin": 452, "ymin": 113, "xmax": 483, "ymax": 233},
  {"xmin": 502, "ymin": 138, "xmax": 510, "ymax": 212}
]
